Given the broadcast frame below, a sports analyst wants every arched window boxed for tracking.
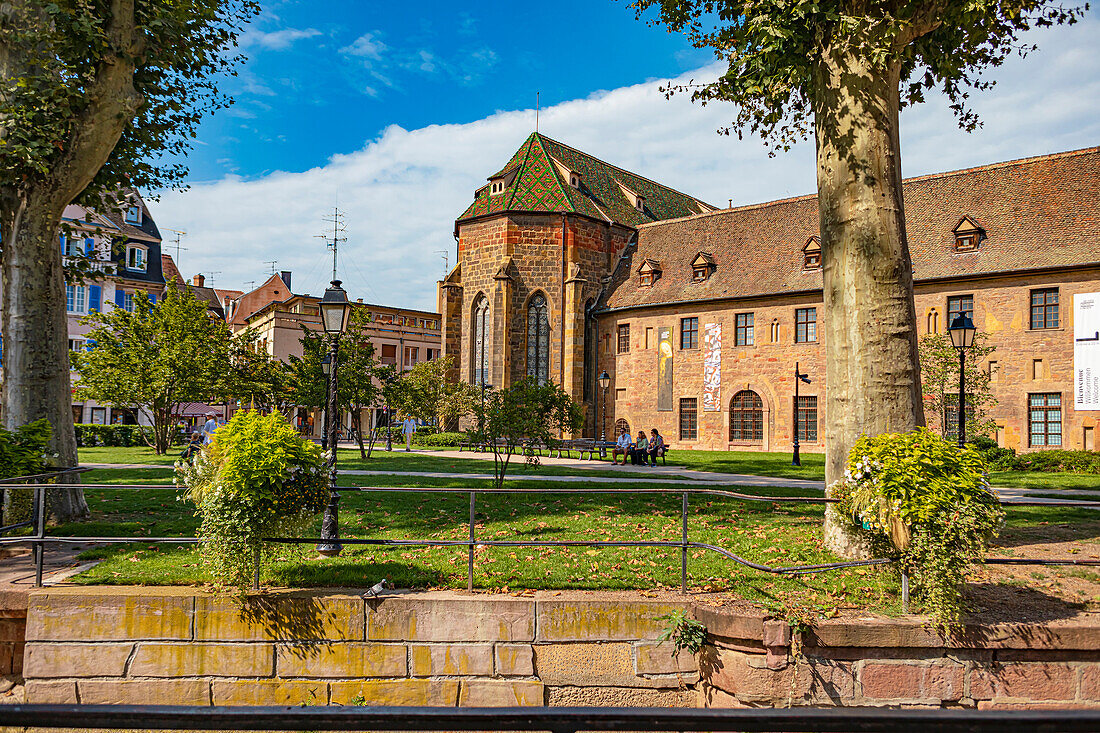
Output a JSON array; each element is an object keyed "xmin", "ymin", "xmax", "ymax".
[
  {"xmin": 472, "ymin": 296, "xmax": 489, "ymax": 386},
  {"xmin": 614, "ymin": 418, "xmax": 630, "ymax": 436},
  {"xmin": 729, "ymin": 390, "xmax": 764, "ymax": 442},
  {"xmin": 927, "ymin": 309, "xmax": 940, "ymax": 335},
  {"xmin": 526, "ymin": 292, "xmax": 550, "ymax": 385}
]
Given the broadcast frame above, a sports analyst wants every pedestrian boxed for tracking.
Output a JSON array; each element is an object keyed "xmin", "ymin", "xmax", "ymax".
[
  {"xmin": 202, "ymin": 413, "xmax": 218, "ymax": 445},
  {"xmin": 401, "ymin": 415, "xmax": 417, "ymax": 452},
  {"xmin": 647, "ymin": 428, "xmax": 664, "ymax": 466},
  {"xmin": 612, "ymin": 426, "xmax": 634, "ymax": 465},
  {"xmin": 180, "ymin": 431, "xmax": 204, "ymax": 461},
  {"xmin": 632, "ymin": 430, "xmax": 648, "ymax": 466}
]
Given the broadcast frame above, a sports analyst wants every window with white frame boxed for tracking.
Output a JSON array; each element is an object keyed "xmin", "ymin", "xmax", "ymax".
[
  {"xmin": 126, "ymin": 245, "xmax": 147, "ymax": 271},
  {"xmin": 124, "ymin": 292, "xmax": 134, "ymax": 312},
  {"xmin": 125, "ymin": 205, "xmax": 142, "ymax": 224},
  {"xmin": 66, "ymin": 284, "xmax": 87, "ymax": 313}
]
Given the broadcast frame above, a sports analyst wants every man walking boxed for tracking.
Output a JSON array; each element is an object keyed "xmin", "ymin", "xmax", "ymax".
[
  {"xmin": 202, "ymin": 413, "xmax": 218, "ymax": 445},
  {"xmin": 401, "ymin": 415, "xmax": 417, "ymax": 452}
]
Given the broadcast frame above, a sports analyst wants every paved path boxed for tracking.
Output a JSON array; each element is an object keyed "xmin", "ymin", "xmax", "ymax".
[{"xmin": 80, "ymin": 459, "xmax": 1100, "ymax": 504}]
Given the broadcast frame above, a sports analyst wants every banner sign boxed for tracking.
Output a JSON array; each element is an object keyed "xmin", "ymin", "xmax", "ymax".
[
  {"xmin": 1075, "ymin": 293, "xmax": 1100, "ymax": 410},
  {"xmin": 657, "ymin": 326, "xmax": 673, "ymax": 411},
  {"xmin": 703, "ymin": 322, "xmax": 722, "ymax": 411}
]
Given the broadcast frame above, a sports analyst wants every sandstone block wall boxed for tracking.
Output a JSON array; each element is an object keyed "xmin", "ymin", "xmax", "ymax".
[{"xmin": 22, "ymin": 589, "xmax": 697, "ymax": 708}]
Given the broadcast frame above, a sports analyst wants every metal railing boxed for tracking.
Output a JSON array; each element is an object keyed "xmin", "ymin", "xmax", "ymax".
[
  {"xmin": 0, "ymin": 467, "xmax": 93, "ymax": 586},
  {"xmin": 3, "ymin": 478, "xmax": 1099, "ymax": 598},
  {"xmin": 3, "ymin": 703, "xmax": 1100, "ymax": 732}
]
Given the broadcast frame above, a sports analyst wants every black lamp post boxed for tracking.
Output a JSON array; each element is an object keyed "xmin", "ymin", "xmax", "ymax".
[
  {"xmin": 792, "ymin": 362, "xmax": 812, "ymax": 467},
  {"xmin": 598, "ymin": 370, "xmax": 611, "ymax": 448},
  {"xmin": 948, "ymin": 313, "xmax": 977, "ymax": 449},
  {"xmin": 317, "ymin": 280, "xmax": 350, "ymax": 557}
]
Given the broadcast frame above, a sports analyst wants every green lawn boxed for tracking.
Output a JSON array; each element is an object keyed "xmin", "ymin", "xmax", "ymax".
[{"xmin": 33, "ymin": 464, "xmax": 1095, "ymax": 619}]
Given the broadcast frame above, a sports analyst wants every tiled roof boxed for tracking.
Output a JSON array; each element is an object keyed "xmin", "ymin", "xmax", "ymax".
[
  {"xmin": 458, "ymin": 133, "xmax": 715, "ymax": 228},
  {"xmin": 603, "ymin": 147, "xmax": 1100, "ymax": 311},
  {"xmin": 161, "ymin": 254, "xmax": 185, "ymax": 286}
]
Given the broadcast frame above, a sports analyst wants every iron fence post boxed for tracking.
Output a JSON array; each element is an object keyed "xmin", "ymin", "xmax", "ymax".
[
  {"xmin": 901, "ymin": 571, "xmax": 909, "ymax": 613},
  {"xmin": 681, "ymin": 492, "xmax": 689, "ymax": 594},
  {"xmin": 468, "ymin": 492, "xmax": 476, "ymax": 592},
  {"xmin": 33, "ymin": 480, "xmax": 46, "ymax": 587}
]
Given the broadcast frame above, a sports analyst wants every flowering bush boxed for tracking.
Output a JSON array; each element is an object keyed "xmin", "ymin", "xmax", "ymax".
[
  {"xmin": 177, "ymin": 410, "xmax": 328, "ymax": 590},
  {"xmin": 830, "ymin": 428, "xmax": 1003, "ymax": 627}
]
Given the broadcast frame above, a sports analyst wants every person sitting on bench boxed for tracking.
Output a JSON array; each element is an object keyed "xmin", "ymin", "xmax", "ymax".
[
  {"xmin": 631, "ymin": 431, "xmax": 648, "ymax": 465},
  {"xmin": 612, "ymin": 427, "xmax": 634, "ymax": 465},
  {"xmin": 647, "ymin": 428, "xmax": 665, "ymax": 466}
]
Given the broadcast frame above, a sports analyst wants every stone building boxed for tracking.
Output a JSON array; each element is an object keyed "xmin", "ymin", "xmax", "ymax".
[{"xmin": 442, "ymin": 134, "xmax": 1100, "ymax": 452}]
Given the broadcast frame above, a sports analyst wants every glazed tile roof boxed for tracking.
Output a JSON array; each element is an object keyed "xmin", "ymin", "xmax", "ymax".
[
  {"xmin": 458, "ymin": 133, "xmax": 715, "ymax": 228},
  {"xmin": 603, "ymin": 147, "xmax": 1100, "ymax": 311}
]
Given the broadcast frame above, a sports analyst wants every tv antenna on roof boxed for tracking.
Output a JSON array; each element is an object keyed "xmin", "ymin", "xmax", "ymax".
[
  {"xmin": 315, "ymin": 207, "xmax": 347, "ymax": 283},
  {"xmin": 244, "ymin": 280, "xmax": 256, "ymax": 292},
  {"xmin": 263, "ymin": 260, "xmax": 279, "ymax": 275},
  {"xmin": 435, "ymin": 250, "xmax": 449, "ymax": 279},
  {"xmin": 163, "ymin": 228, "xmax": 187, "ymax": 265},
  {"xmin": 203, "ymin": 271, "xmax": 221, "ymax": 286}
]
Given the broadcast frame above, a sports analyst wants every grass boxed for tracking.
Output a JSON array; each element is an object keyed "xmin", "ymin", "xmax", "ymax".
[{"xmin": 32, "ymin": 463, "xmax": 1096, "ymax": 619}]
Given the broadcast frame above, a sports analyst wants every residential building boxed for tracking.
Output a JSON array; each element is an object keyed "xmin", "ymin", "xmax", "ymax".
[
  {"xmin": 64, "ymin": 192, "xmax": 165, "ymax": 425},
  {"xmin": 441, "ymin": 134, "xmax": 1100, "ymax": 452}
]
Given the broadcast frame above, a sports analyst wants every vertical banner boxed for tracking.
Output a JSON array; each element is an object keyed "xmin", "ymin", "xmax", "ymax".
[
  {"xmin": 703, "ymin": 322, "xmax": 722, "ymax": 411},
  {"xmin": 657, "ymin": 326, "xmax": 673, "ymax": 411},
  {"xmin": 1075, "ymin": 293, "xmax": 1100, "ymax": 410}
]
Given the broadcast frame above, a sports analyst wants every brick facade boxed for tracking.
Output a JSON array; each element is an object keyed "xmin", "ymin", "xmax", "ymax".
[{"xmin": 444, "ymin": 139, "xmax": 1100, "ymax": 450}]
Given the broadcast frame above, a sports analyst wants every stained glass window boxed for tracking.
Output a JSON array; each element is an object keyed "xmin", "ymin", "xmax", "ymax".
[
  {"xmin": 473, "ymin": 296, "xmax": 489, "ymax": 386},
  {"xmin": 526, "ymin": 293, "xmax": 550, "ymax": 385}
]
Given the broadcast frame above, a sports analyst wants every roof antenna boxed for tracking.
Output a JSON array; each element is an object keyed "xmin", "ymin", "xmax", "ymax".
[
  {"xmin": 164, "ymin": 228, "xmax": 187, "ymax": 266},
  {"xmin": 536, "ymin": 92, "xmax": 539, "ymax": 133},
  {"xmin": 264, "ymin": 260, "xmax": 279, "ymax": 275},
  {"xmin": 435, "ymin": 249, "xmax": 449, "ymax": 279},
  {"xmin": 316, "ymin": 207, "xmax": 347, "ymax": 283}
]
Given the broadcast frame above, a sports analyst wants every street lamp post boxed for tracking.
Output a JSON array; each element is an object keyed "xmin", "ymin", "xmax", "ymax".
[
  {"xmin": 598, "ymin": 371, "xmax": 611, "ymax": 457},
  {"xmin": 948, "ymin": 313, "xmax": 977, "ymax": 449},
  {"xmin": 317, "ymin": 280, "xmax": 351, "ymax": 557},
  {"xmin": 792, "ymin": 362, "xmax": 811, "ymax": 467}
]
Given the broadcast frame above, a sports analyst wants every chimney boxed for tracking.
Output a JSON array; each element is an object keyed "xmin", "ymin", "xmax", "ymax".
[
  {"xmin": 279, "ymin": 271, "xmax": 292, "ymax": 290},
  {"xmin": 193, "ymin": 274, "xmax": 205, "ymax": 287}
]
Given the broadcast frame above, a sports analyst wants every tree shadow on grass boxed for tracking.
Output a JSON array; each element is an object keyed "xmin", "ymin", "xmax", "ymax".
[{"xmin": 269, "ymin": 558, "xmax": 450, "ymax": 591}]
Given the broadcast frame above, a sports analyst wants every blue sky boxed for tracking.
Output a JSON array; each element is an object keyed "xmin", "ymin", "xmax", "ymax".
[
  {"xmin": 191, "ymin": 0, "xmax": 711, "ymax": 180},
  {"xmin": 154, "ymin": 6, "xmax": 1100, "ymax": 309}
]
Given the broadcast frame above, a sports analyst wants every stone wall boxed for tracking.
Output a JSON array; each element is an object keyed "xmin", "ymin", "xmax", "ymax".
[
  {"xmin": 22, "ymin": 589, "xmax": 696, "ymax": 707},
  {"xmin": 0, "ymin": 591, "xmax": 25, "ymax": 681},
  {"xmin": 19, "ymin": 588, "xmax": 1100, "ymax": 709}
]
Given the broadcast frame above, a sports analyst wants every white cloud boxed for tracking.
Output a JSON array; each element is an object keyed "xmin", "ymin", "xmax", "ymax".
[
  {"xmin": 240, "ymin": 27, "xmax": 321, "ymax": 51},
  {"xmin": 340, "ymin": 32, "xmax": 387, "ymax": 61},
  {"xmin": 152, "ymin": 17, "xmax": 1100, "ymax": 312}
]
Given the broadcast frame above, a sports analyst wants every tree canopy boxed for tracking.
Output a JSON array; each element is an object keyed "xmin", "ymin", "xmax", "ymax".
[
  {"xmin": 631, "ymin": 1, "xmax": 1086, "ymax": 150},
  {"xmin": 73, "ymin": 282, "xmax": 233, "ymax": 453}
]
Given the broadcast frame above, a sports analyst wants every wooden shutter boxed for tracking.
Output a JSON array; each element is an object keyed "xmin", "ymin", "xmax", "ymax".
[
  {"xmin": 115, "ymin": 289, "xmax": 125, "ymax": 307},
  {"xmin": 89, "ymin": 285, "xmax": 101, "ymax": 313}
]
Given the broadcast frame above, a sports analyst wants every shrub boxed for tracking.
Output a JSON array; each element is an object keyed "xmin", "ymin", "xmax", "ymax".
[
  {"xmin": 73, "ymin": 423, "xmax": 184, "ymax": 448},
  {"xmin": 969, "ymin": 436, "xmax": 1017, "ymax": 472},
  {"xmin": 177, "ymin": 410, "xmax": 328, "ymax": 590},
  {"xmin": 1010, "ymin": 449, "xmax": 1100, "ymax": 474},
  {"xmin": 0, "ymin": 419, "xmax": 51, "ymax": 525},
  {"xmin": 414, "ymin": 431, "xmax": 467, "ymax": 448},
  {"xmin": 830, "ymin": 427, "xmax": 1003, "ymax": 628}
]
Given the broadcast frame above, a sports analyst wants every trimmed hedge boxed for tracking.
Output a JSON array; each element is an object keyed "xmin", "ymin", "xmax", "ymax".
[
  {"xmin": 74, "ymin": 424, "xmax": 186, "ymax": 448},
  {"xmin": 969, "ymin": 437, "xmax": 1100, "ymax": 473},
  {"xmin": 414, "ymin": 431, "xmax": 467, "ymax": 447}
]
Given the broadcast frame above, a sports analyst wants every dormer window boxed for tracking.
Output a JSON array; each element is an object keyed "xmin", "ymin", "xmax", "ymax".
[
  {"xmin": 125, "ymin": 205, "xmax": 142, "ymax": 225},
  {"xmin": 635, "ymin": 195, "xmax": 646, "ymax": 211},
  {"xmin": 126, "ymin": 244, "xmax": 147, "ymax": 272},
  {"xmin": 570, "ymin": 173, "xmax": 581, "ymax": 189},
  {"xmin": 802, "ymin": 236, "xmax": 822, "ymax": 270},
  {"xmin": 490, "ymin": 179, "xmax": 505, "ymax": 195},
  {"xmin": 637, "ymin": 259, "xmax": 661, "ymax": 287},
  {"xmin": 953, "ymin": 216, "xmax": 985, "ymax": 252},
  {"xmin": 691, "ymin": 252, "xmax": 715, "ymax": 282}
]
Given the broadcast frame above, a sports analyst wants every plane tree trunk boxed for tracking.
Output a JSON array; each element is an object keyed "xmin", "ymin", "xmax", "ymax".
[
  {"xmin": 813, "ymin": 42, "xmax": 925, "ymax": 558},
  {"xmin": 0, "ymin": 191, "xmax": 88, "ymax": 520}
]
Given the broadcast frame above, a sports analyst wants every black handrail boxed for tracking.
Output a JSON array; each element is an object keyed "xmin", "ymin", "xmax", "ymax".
[{"xmin": 3, "ymin": 704, "xmax": 1100, "ymax": 732}]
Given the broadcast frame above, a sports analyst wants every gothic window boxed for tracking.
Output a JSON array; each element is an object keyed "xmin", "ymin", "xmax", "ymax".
[
  {"xmin": 729, "ymin": 390, "xmax": 763, "ymax": 442},
  {"xmin": 526, "ymin": 292, "xmax": 550, "ymax": 385},
  {"xmin": 472, "ymin": 296, "xmax": 489, "ymax": 386}
]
